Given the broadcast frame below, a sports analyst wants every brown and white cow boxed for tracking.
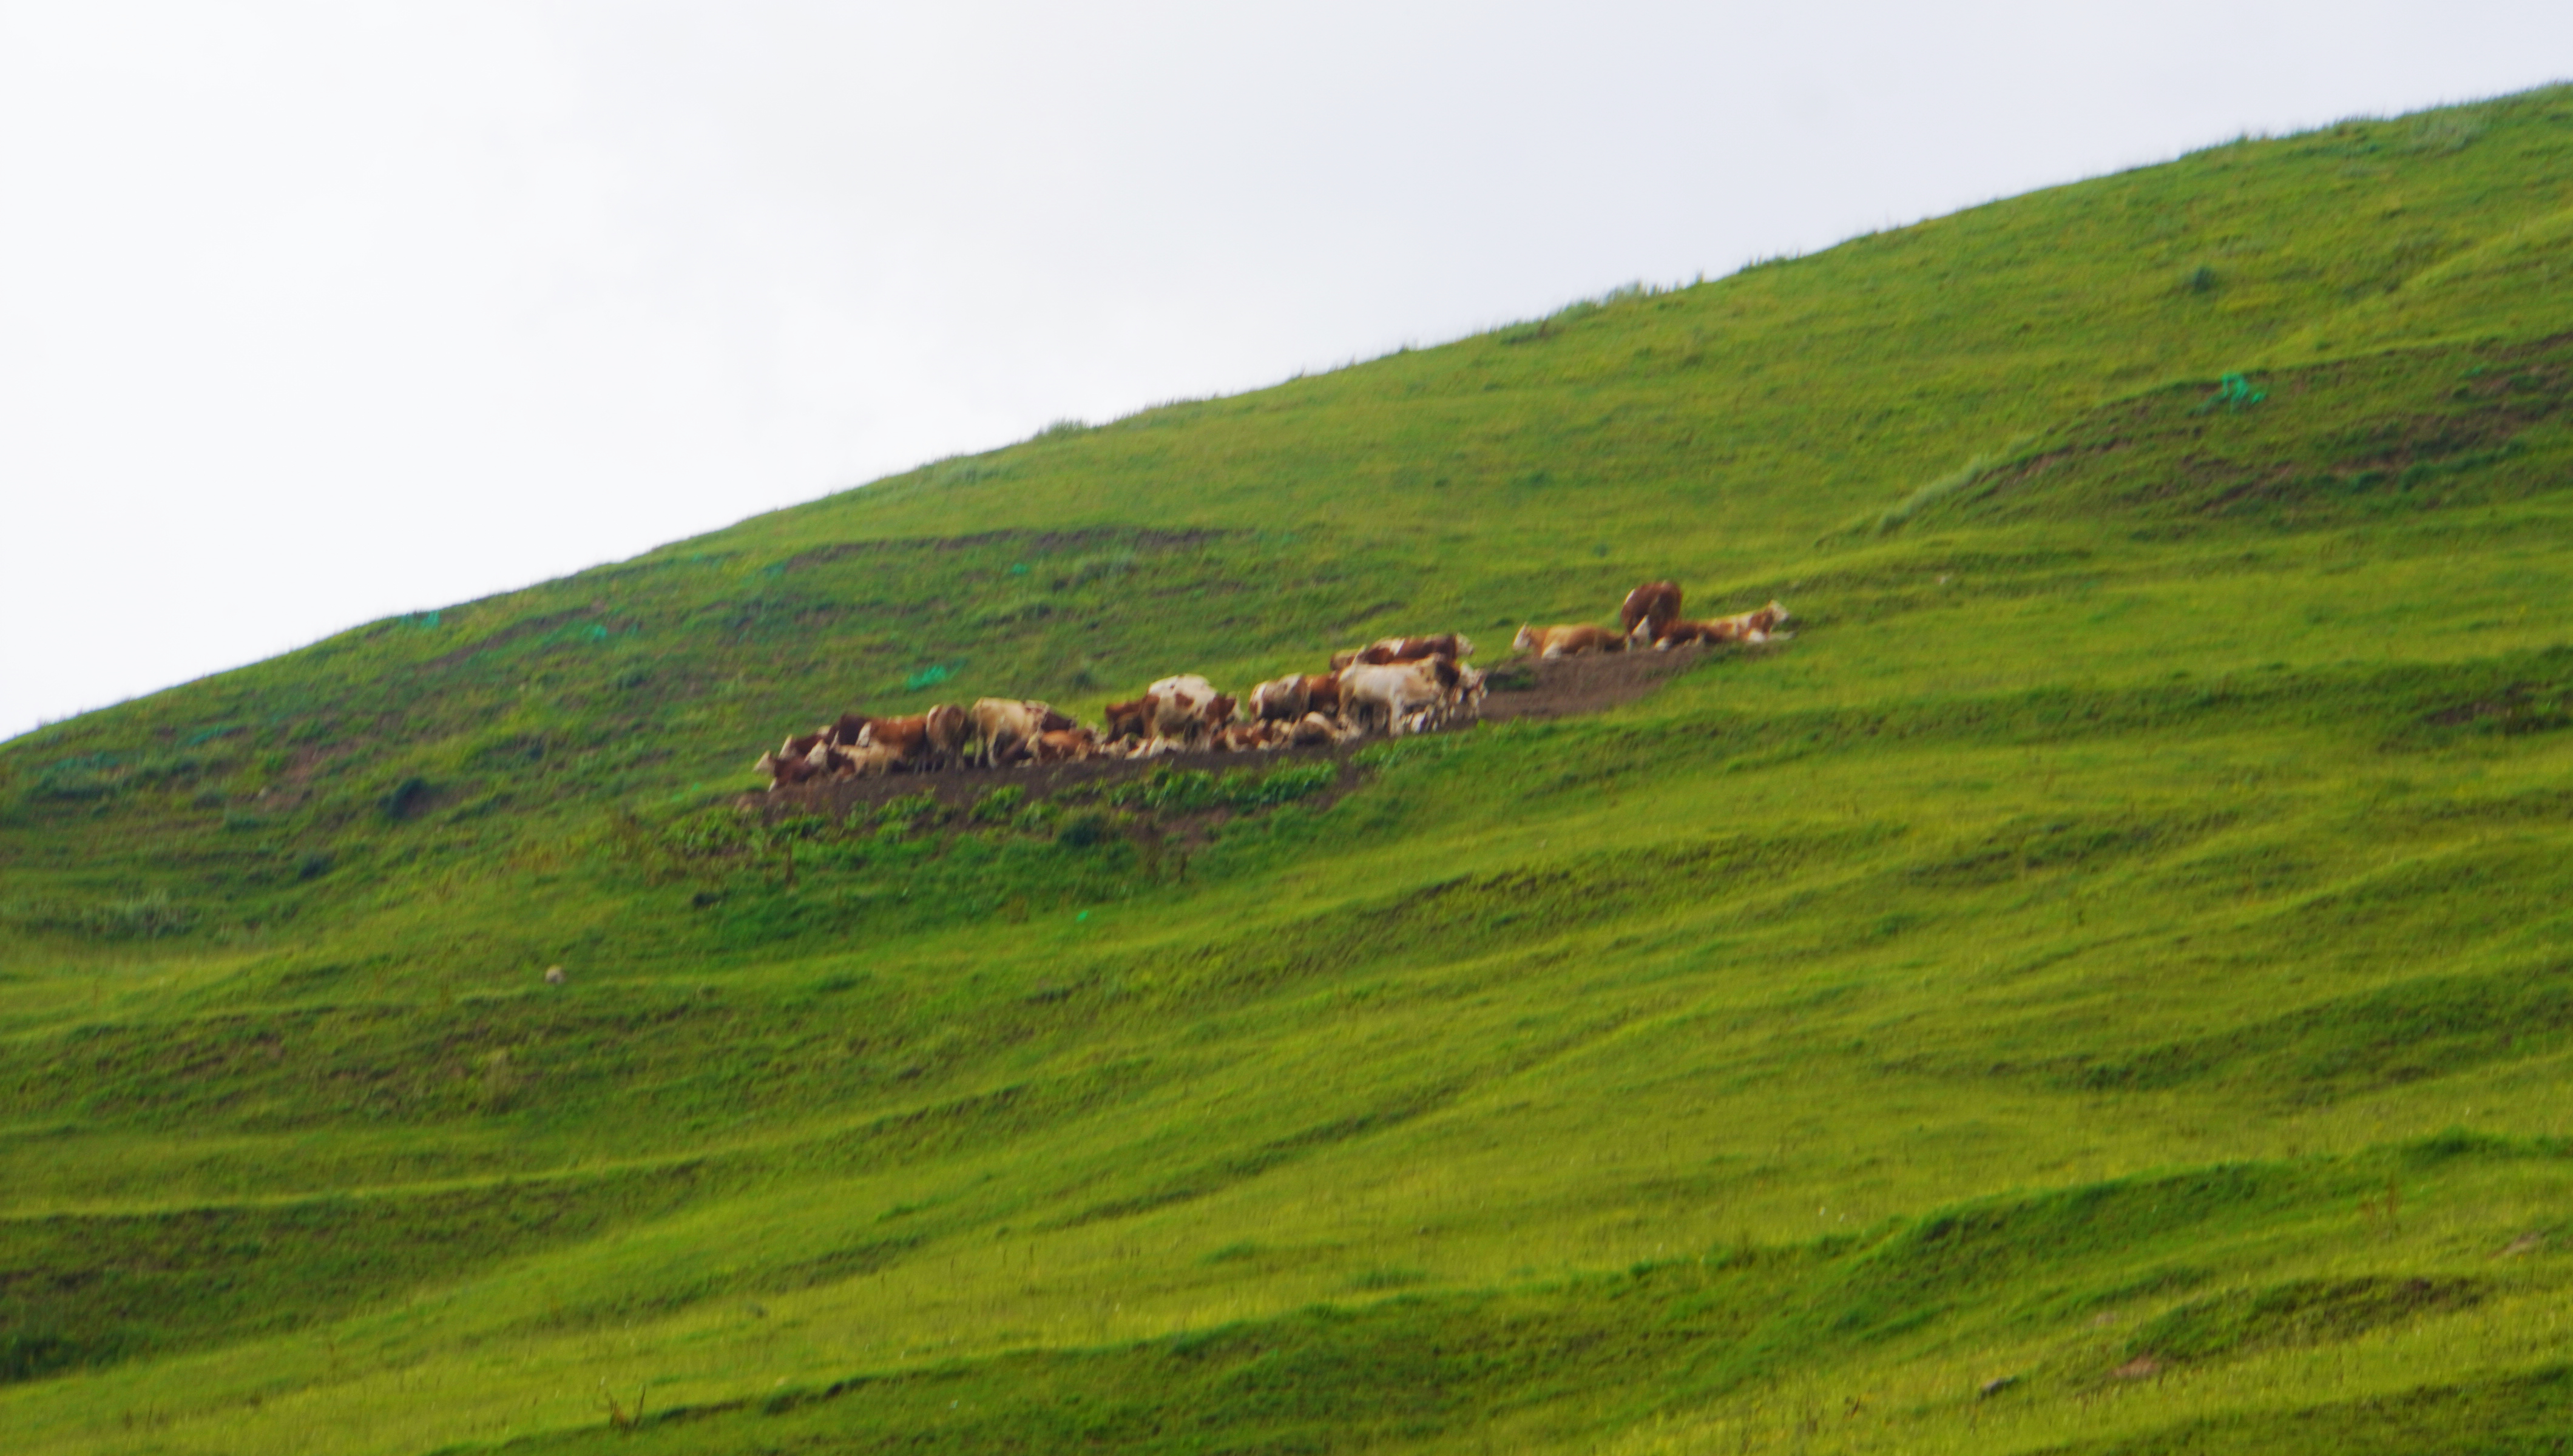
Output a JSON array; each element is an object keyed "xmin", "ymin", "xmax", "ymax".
[
  {"xmin": 1300, "ymin": 673, "xmax": 1344, "ymax": 720},
  {"xmin": 857, "ymin": 712, "xmax": 935, "ymax": 767},
  {"xmin": 972, "ymin": 698, "xmax": 1075, "ymax": 767},
  {"xmin": 829, "ymin": 741, "xmax": 901, "ymax": 778},
  {"xmin": 1339, "ymin": 656, "xmax": 1462, "ymax": 736},
  {"xmin": 1249, "ymin": 674, "xmax": 1310, "ymax": 724},
  {"xmin": 1146, "ymin": 675, "xmax": 1228, "ymax": 747},
  {"xmin": 1287, "ymin": 710, "xmax": 1353, "ymax": 747},
  {"xmin": 1102, "ymin": 696, "xmax": 1157, "ymax": 744},
  {"xmin": 1655, "ymin": 600, "xmax": 1793, "ymax": 650},
  {"xmin": 1209, "ymin": 721, "xmax": 1273, "ymax": 752},
  {"xmin": 1512, "ymin": 623, "xmax": 1626, "ymax": 658},
  {"xmin": 1330, "ymin": 633, "xmax": 1476, "ymax": 670},
  {"xmin": 1620, "ymin": 581, "xmax": 1683, "ymax": 644},
  {"xmin": 1030, "ymin": 727, "xmax": 1100, "ymax": 764},
  {"xmin": 753, "ymin": 747, "xmax": 820, "ymax": 790}
]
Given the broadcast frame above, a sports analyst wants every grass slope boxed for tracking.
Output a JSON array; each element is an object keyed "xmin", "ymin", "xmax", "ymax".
[{"xmin": 7, "ymin": 87, "xmax": 2573, "ymax": 1454}]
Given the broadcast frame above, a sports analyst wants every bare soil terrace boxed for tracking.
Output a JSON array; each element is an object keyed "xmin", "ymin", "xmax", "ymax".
[{"xmin": 744, "ymin": 643, "xmax": 1719, "ymax": 821}]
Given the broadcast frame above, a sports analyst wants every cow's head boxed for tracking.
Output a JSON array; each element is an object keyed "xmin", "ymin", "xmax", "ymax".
[{"xmin": 1512, "ymin": 624, "xmax": 1540, "ymax": 655}]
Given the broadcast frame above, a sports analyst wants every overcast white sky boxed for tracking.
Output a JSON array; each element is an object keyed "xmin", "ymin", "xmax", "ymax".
[{"xmin": 3, "ymin": 3, "xmax": 2568, "ymax": 743}]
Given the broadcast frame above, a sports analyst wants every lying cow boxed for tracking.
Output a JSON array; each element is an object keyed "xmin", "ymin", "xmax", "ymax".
[
  {"xmin": 1654, "ymin": 600, "xmax": 1793, "ymax": 650},
  {"xmin": 1513, "ymin": 623, "xmax": 1626, "ymax": 658},
  {"xmin": 1288, "ymin": 710, "xmax": 1362, "ymax": 747},
  {"xmin": 1329, "ymin": 633, "xmax": 1476, "ymax": 670},
  {"xmin": 1030, "ymin": 727, "xmax": 1100, "ymax": 764},
  {"xmin": 1621, "ymin": 581, "xmax": 1682, "ymax": 644},
  {"xmin": 1340, "ymin": 656, "xmax": 1462, "ymax": 736},
  {"xmin": 972, "ymin": 697, "xmax": 1075, "ymax": 767}
]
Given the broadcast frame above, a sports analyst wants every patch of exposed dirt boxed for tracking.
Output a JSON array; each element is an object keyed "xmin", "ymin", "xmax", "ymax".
[{"xmin": 1478, "ymin": 641, "xmax": 1723, "ymax": 721}]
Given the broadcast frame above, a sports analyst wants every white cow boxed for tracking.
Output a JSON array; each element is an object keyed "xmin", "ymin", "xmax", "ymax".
[{"xmin": 1338, "ymin": 658, "xmax": 1461, "ymax": 736}]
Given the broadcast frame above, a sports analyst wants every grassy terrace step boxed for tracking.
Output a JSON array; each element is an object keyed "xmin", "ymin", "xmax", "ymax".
[{"xmin": 7, "ymin": 86, "xmax": 2573, "ymax": 1454}]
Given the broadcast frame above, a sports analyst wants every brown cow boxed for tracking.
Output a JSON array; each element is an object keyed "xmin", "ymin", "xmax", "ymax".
[
  {"xmin": 1103, "ymin": 696, "xmax": 1157, "ymax": 744},
  {"xmin": 1300, "ymin": 673, "xmax": 1344, "ymax": 719},
  {"xmin": 822, "ymin": 712, "xmax": 871, "ymax": 747},
  {"xmin": 857, "ymin": 713, "xmax": 935, "ymax": 765},
  {"xmin": 1621, "ymin": 581, "xmax": 1683, "ymax": 644},
  {"xmin": 1512, "ymin": 623, "xmax": 1626, "ymax": 658}
]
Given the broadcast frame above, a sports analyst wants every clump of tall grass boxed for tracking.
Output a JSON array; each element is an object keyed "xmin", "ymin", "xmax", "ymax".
[
  {"xmin": 3, "ymin": 889, "xmax": 197, "ymax": 940},
  {"xmin": 2406, "ymin": 115, "xmax": 2488, "ymax": 156},
  {"xmin": 1875, "ymin": 437, "xmax": 2037, "ymax": 534}
]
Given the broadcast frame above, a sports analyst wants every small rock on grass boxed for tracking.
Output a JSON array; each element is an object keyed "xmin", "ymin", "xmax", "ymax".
[{"xmin": 543, "ymin": 965, "xmax": 567, "ymax": 985}]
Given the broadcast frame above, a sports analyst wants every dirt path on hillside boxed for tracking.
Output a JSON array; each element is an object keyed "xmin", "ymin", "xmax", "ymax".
[{"xmin": 746, "ymin": 643, "xmax": 1721, "ymax": 820}]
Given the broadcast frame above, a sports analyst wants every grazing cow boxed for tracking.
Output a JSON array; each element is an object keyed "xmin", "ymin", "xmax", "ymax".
[
  {"xmin": 1512, "ymin": 623, "xmax": 1626, "ymax": 658},
  {"xmin": 1621, "ymin": 581, "xmax": 1683, "ymax": 644},
  {"xmin": 1340, "ymin": 656, "xmax": 1462, "ymax": 736},
  {"xmin": 973, "ymin": 698, "xmax": 1075, "ymax": 767},
  {"xmin": 1250, "ymin": 675, "xmax": 1310, "ymax": 723},
  {"xmin": 780, "ymin": 731, "xmax": 827, "ymax": 761},
  {"xmin": 822, "ymin": 712, "xmax": 872, "ymax": 747},
  {"xmin": 1103, "ymin": 696, "xmax": 1157, "ymax": 744},
  {"xmin": 1031, "ymin": 727, "xmax": 1099, "ymax": 764}
]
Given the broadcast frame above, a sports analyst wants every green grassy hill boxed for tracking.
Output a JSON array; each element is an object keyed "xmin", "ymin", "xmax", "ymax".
[{"xmin": 8, "ymin": 87, "xmax": 2573, "ymax": 1454}]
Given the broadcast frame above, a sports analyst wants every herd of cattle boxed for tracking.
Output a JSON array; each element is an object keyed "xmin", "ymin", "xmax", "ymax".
[{"xmin": 752, "ymin": 581, "xmax": 1790, "ymax": 788}]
